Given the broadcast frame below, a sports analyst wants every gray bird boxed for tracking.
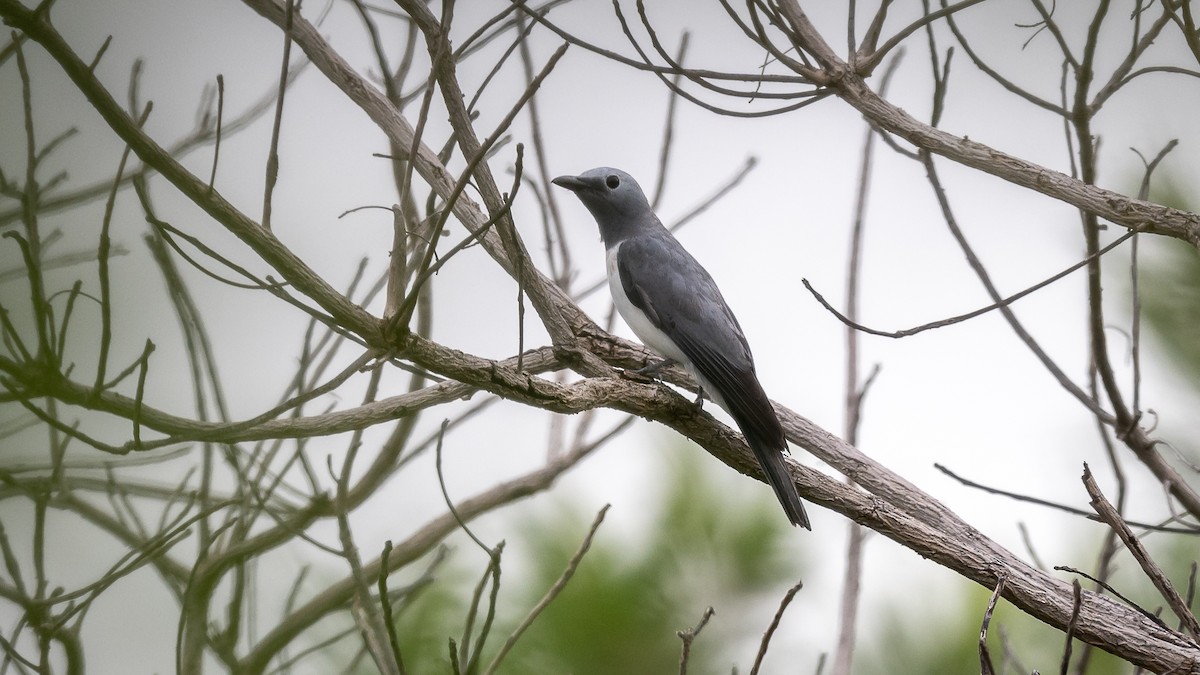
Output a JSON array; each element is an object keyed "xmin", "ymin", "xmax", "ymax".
[{"xmin": 553, "ymin": 167, "xmax": 810, "ymax": 529}]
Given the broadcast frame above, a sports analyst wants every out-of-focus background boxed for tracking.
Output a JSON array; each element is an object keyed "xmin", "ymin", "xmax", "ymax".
[{"xmin": 2, "ymin": 1, "xmax": 1198, "ymax": 673}]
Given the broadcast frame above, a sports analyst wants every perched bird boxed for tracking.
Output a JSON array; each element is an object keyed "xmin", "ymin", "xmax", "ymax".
[{"xmin": 552, "ymin": 167, "xmax": 810, "ymax": 529}]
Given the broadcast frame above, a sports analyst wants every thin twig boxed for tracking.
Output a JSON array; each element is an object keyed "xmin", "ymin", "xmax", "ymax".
[
  {"xmin": 206, "ymin": 74, "xmax": 224, "ymax": 194},
  {"xmin": 676, "ymin": 606, "xmax": 715, "ymax": 675},
  {"xmin": 1129, "ymin": 139, "xmax": 1179, "ymax": 420},
  {"xmin": 1083, "ymin": 464, "xmax": 1200, "ymax": 638},
  {"xmin": 262, "ymin": 0, "xmax": 297, "ymax": 231},
  {"xmin": 1017, "ymin": 522, "xmax": 1047, "ymax": 572},
  {"xmin": 936, "ymin": 464, "xmax": 1199, "ymax": 534},
  {"xmin": 978, "ymin": 574, "xmax": 1006, "ymax": 675},
  {"xmin": 650, "ymin": 32, "xmax": 689, "ymax": 211},
  {"xmin": 1054, "ymin": 565, "xmax": 1167, "ymax": 629},
  {"xmin": 483, "ymin": 504, "xmax": 610, "ymax": 675},
  {"xmin": 1060, "ymin": 579, "xmax": 1083, "ymax": 675},
  {"xmin": 803, "ymin": 229, "xmax": 1135, "ymax": 342},
  {"xmin": 830, "ymin": 48, "xmax": 901, "ymax": 675},
  {"xmin": 92, "ymin": 105, "xmax": 150, "ymax": 395},
  {"xmin": 750, "ymin": 581, "xmax": 804, "ymax": 675}
]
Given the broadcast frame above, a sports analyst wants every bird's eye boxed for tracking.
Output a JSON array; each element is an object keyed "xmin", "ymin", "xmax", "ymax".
[{"xmin": 605, "ymin": 175, "xmax": 621, "ymax": 189}]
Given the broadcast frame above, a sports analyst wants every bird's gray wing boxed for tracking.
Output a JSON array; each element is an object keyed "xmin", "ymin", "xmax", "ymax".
[
  {"xmin": 617, "ymin": 232, "xmax": 808, "ymax": 528},
  {"xmin": 616, "ymin": 235, "xmax": 784, "ymax": 443}
]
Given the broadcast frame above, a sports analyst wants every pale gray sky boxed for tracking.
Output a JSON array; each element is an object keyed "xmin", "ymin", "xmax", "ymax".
[{"xmin": 2, "ymin": 1, "xmax": 1198, "ymax": 672}]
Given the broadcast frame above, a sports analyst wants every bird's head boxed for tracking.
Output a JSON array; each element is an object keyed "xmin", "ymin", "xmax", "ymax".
[{"xmin": 552, "ymin": 167, "xmax": 655, "ymax": 244}]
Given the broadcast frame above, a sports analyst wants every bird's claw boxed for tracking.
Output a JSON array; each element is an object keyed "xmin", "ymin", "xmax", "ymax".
[
  {"xmin": 622, "ymin": 357, "xmax": 674, "ymax": 383},
  {"xmin": 634, "ymin": 358, "xmax": 675, "ymax": 377},
  {"xmin": 619, "ymin": 368, "xmax": 656, "ymax": 383}
]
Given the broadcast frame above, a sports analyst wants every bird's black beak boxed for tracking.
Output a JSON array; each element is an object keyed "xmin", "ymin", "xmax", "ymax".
[{"xmin": 551, "ymin": 175, "xmax": 592, "ymax": 193}]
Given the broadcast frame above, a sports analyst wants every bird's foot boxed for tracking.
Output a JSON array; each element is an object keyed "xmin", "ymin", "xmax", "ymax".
[
  {"xmin": 693, "ymin": 386, "xmax": 706, "ymax": 409},
  {"xmin": 635, "ymin": 358, "xmax": 675, "ymax": 377},
  {"xmin": 622, "ymin": 358, "xmax": 675, "ymax": 383}
]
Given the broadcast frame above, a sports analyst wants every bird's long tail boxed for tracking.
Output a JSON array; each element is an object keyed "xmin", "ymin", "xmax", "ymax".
[{"xmin": 744, "ymin": 429, "xmax": 811, "ymax": 530}]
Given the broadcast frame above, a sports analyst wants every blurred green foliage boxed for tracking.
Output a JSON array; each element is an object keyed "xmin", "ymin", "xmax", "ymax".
[
  {"xmin": 1137, "ymin": 180, "xmax": 1200, "ymax": 384},
  {"xmin": 500, "ymin": 454, "xmax": 802, "ymax": 674},
  {"xmin": 358, "ymin": 450, "xmax": 806, "ymax": 675},
  {"xmin": 325, "ymin": 449, "xmax": 1200, "ymax": 674}
]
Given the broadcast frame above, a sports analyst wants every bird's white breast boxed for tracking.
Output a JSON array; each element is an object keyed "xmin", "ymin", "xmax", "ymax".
[{"xmin": 607, "ymin": 243, "xmax": 686, "ymax": 363}]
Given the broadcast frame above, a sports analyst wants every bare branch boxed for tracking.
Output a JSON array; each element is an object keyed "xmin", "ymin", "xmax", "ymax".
[
  {"xmin": 978, "ymin": 575, "xmax": 1006, "ymax": 675},
  {"xmin": 483, "ymin": 504, "xmax": 610, "ymax": 675},
  {"xmin": 750, "ymin": 581, "xmax": 804, "ymax": 675},
  {"xmin": 1084, "ymin": 464, "xmax": 1200, "ymax": 639},
  {"xmin": 676, "ymin": 606, "xmax": 715, "ymax": 675}
]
